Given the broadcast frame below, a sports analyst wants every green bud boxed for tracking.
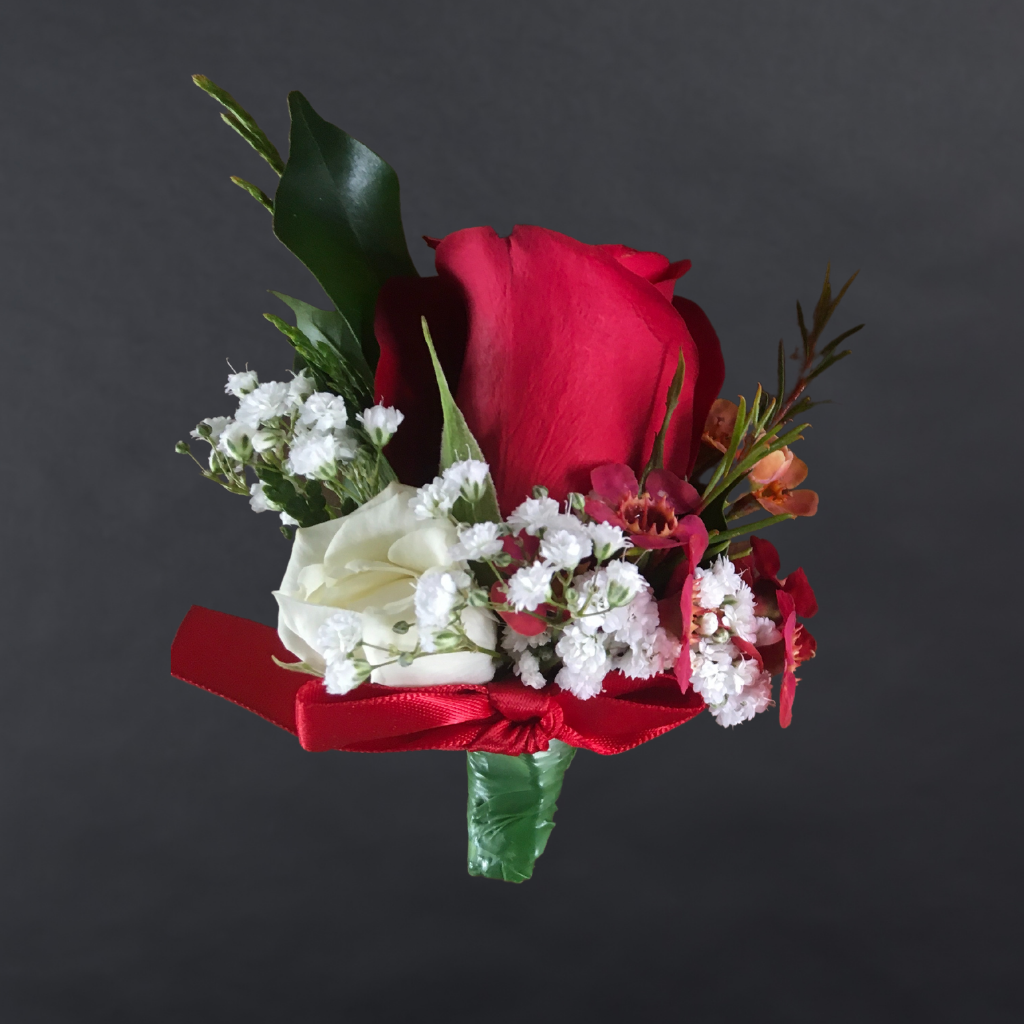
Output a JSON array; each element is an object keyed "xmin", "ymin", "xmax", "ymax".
[
  {"xmin": 175, "ymin": 441, "xmax": 191, "ymax": 455},
  {"xmin": 350, "ymin": 658, "xmax": 373, "ymax": 682},
  {"xmin": 492, "ymin": 551, "xmax": 513, "ymax": 567},
  {"xmin": 398, "ymin": 652, "xmax": 416, "ymax": 667},
  {"xmin": 567, "ymin": 491, "xmax": 586, "ymax": 511},
  {"xmin": 532, "ymin": 484, "xmax": 549, "ymax": 500},
  {"xmin": 195, "ymin": 422, "xmax": 213, "ymax": 439},
  {"xmin": 467, "ymin": 588, "xmax": 490, "ymax": 608},
  {"xmin": 712, "ymin": 628, "xmax": 731, "ymax": 644},
  {"xmin": 432, "ymin": 630, "xmax": 462, "ymax": 651},
  {"xmin": 392, "ymin": 620, "xmax": 412, "ymax": 634},
  {"xmin": 607, "ymin": 582, "xmax": 632, "ymax": 608}
]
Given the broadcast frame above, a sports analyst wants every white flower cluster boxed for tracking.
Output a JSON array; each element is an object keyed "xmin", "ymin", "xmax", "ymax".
[
  {"xmin": 688, "ymin": 556, "xmax": 781, "ymax": 727},
  {"xmin": 409, "ymin": 467, "xmax": 673, "ymax": 701},
  {"xmin": 189, "ymin": 367, "xmax": 404, "ymax": 526},
  {"xmin": 410, "ymin": 459, "xmax": 493, "ymax": 519},
  {"xmin": 314, "ymin": 610, "xmax": 368, "ymax": 695}
]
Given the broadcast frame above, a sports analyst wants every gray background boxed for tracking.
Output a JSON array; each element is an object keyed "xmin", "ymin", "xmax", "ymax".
[{"xmin": 3, "ymin": 1, "xmax": 1021, "ymax": 1020}]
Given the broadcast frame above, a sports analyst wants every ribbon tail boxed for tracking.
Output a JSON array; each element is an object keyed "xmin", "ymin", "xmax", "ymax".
[{"xmin": 170, "ymin": 606, "xmax": 310, "ymax": 735}]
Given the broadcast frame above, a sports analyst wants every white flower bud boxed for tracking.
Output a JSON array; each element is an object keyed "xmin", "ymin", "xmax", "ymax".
[{"xmin": 356, "ymin": 404, "xmax": 405, "ymax": 447}]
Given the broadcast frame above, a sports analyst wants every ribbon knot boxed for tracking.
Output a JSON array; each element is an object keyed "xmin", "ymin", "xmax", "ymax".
[{"xmin": 487, "ymin": 682, "xmax": 553, "ymax": 722}]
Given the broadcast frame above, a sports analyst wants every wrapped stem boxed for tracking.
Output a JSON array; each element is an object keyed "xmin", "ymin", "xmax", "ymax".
[{"xmin": 466, "ymin": 740, "xmax": 576, "ymax": 882}]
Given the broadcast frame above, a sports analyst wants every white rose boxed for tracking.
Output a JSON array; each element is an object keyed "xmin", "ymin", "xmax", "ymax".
[{"xmin": 274, "ymin": 482, "xmax": 496, "ymax": 687}]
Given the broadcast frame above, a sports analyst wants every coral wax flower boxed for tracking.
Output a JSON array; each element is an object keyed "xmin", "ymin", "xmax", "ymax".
[
  {"xmin": 374, "ymin": 226, "xmax": 725, "ymax": 513},
  {"xmin": 585, "ymin": 463, "xmax": 707, "ymax": 551},
  {"xmin": 747, "ymin": 447, "xmax": 819, "ymax": 517},
  {"xmin": 702, "ymin": 398, "xmax": 738, "ymax": 452}
]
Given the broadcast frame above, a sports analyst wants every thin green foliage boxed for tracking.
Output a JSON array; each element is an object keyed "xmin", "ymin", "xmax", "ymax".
[{"xmin": 192, "ymin": 74, "xmax": 285, "ymax": 175}]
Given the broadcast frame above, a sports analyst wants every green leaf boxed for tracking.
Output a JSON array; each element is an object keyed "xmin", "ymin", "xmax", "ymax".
[
  {"xmin": 192, "ymin": 75, "xmax": 285, "ymax": 175},
  {"xmin": 466, "ymin": 740, "xmax": 576, "ymax": 883},
  {"xmin": 273, "ymin": 92, "xmax": 418, "ymax": 368},
  {"xmin": 272, "ymin": 292, "xmax": 373, "ymax": 391},
  {"xmin": 420, "ymin": 317, "xmax": 501, "ymax": 524},
  {"xmin": 700, "ymin": 491, "xmax": 729, "ymax": 543},
  {"xmin": 254, "ymin": 465, "xmax": 328, "ymax": 528},
  {"xmin": 640, "ymin": 348, "xmax": 685, "ymax": 485}
]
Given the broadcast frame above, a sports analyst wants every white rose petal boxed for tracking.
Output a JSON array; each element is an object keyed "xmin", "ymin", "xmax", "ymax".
[{"xmin": 273, "ymin": 481, "xmax": 497, "ymax": 688}]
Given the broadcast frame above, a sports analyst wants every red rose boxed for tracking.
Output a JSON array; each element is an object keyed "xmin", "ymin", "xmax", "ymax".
[{"xmin": 374, "ymin": 225, "xmax": 725, "ymax": 512}]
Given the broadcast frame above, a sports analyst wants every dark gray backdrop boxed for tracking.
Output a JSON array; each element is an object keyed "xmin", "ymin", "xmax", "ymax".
[{"xmin": 3, "ymin": 1, "xmax": 1021, "ymax": 1021}]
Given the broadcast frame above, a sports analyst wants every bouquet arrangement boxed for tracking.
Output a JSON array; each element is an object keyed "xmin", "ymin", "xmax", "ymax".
[{"xmin": 172, "ymin": 77, "xmax": 859, "ymax": 882}]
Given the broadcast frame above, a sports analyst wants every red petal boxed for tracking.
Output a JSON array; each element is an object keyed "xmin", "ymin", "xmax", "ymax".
[
  {"xmin": 599, "ymin": 246, "xmax": 691, "ymax": 301},
  {"xmin": 674, "ymin": 574, "xmax": 695, "ymax": 693},
  {"xmin": 776, "ymin": 590, "xmax": 798, "ymax": 728},
  {"xmin": 436, "ymin": 226, "xmax": 702, "ymax": 512},
  {"xmin": 782, "ymin": 567, "xmax": 818, "ymax": 618},
  {"xmin": 591, "ymin": 463, "xmax": 639, "ymax": 504},
  {"xmin": 645, "ymin": 468, "xmax": 701, "ymax": 513},
  {"xmin": 678, "ymin": 514, "xmax": 709, "ymax": 571},
  {"xmin": 731, "ymin": 636, "xmax": 763, "ymax": 670},
  {"xmin": 794, "ymin": 624, "xmax": 817, "ymax": 664},
  {"xmin": 489, "ymin": 580, "xmax": 550, "ymax": 636},
  {"xmin": 750, "ymin": 535, "xmax": 781, "ymax": 582},
  {"xmin": 673, "ymin": 297, "xmax": 725, "ymax": 475},
  {"xmin": 583, "ymin": 498, "xmax": 627, "ymax": 530}
]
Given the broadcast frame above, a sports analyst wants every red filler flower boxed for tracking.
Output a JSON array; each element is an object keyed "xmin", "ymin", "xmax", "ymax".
[
  {"xmin": 585, "ymin": 463, "xmax": 705, "ymax": 550},
  {"xmin": 733, "ymin": 536, "xmax": 817, "ymax": 726}
]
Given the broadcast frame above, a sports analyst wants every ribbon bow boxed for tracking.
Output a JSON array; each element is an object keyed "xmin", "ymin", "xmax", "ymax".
[{"xmin": 171, "ymin": 606, "xmax": 705, "ymax": 756}]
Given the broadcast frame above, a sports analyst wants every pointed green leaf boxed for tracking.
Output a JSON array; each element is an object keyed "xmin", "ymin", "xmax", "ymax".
[
  {"xmin": 640, "ymin": 348, "xmax": 685, "ymax": 485},
  {"xmin": 273, "ymin": 92, "xmax": 418, "ymax": 368},
  {"xmin": 420, "ymin": 317, "xmax": 500, "ymax": 523}
]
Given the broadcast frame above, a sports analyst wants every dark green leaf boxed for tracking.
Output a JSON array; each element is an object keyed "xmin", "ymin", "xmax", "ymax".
[
  {"xmin": 273, "ymin": 92, "xmax": 418, "ymax": 367},
  {"xmin": 796, "ymin": 300, "xmax": 809, "ymax": 354},
  {"xmin": 254, "ymin": 465, "xmax": 328, "ymax": 528},
  {"xmin": 466, "ymin": 741, "xmax": 576, "ymax": 883},
  {"xmin": 421, "ymin": 317, "xmax": 501, "ymax": 524},
  {"xmin": 700, "ymin": 491, "xmax": 729, "ymax": 539}
]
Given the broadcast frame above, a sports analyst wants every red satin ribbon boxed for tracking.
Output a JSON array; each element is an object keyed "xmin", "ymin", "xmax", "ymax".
[{"xmin": 171, "ymin": 606, "xmax": 705, "ymax": 756}]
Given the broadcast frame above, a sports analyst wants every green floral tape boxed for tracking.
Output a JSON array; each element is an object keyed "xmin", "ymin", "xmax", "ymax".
[{"xmin": 466, "ymin": 740, "xmax": 576, "ymax": 883}]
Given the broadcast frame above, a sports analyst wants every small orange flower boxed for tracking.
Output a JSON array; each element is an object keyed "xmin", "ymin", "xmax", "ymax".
[
  {"xmin": 702, "ymin": 399, "xmax": 738, "ymax": 452},
  {"xmin": 747, "ymin": 447, "xmax": 818, "ymax": 517}
]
